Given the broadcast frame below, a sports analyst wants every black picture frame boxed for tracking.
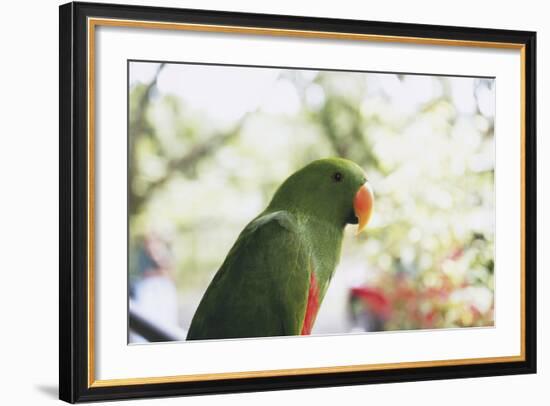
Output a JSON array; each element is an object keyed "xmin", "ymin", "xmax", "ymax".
[{"xmin": 59, "ymin": 1, "xmax": 537, "ymax": 403}]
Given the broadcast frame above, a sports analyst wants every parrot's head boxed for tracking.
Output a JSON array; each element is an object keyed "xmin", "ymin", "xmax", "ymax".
[{"xmin": 268, "ymin": 158, "xmax": 374, "ymax": 234}]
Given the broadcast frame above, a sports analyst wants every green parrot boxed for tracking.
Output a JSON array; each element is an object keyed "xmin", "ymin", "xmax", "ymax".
[{"xmin": 187, "ymin": 157, "xmax": 374, "ymax": 340}]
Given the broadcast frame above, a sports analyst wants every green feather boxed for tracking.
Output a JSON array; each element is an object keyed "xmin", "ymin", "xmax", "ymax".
[
  {"xmin": 187, "ymin": 158, "xmax": 367, "ymax": 340},
  {"xmin": 187, "ymin": 211, "xmax": 311, "ymax": 339}
]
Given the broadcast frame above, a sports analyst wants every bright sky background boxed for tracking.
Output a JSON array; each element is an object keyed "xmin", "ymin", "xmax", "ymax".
[{"xmin": 130, "ymin": 62, "xmax": 494, "ymax": 127}]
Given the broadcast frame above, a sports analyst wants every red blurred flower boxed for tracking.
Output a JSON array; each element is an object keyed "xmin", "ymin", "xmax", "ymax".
[{"xmin": 350, "ymin": 286, "xmax": 392, "ymax": 319}]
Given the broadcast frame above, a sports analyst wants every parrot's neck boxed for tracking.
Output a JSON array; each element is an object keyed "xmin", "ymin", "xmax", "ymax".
[{"xmin": 299, "ymin": 214, "xmax": 345, "ymax": 299}]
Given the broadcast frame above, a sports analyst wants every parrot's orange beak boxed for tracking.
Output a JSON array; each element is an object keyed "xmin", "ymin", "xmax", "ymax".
[{"xmin": 353, "ymin": 182, "xmax": 374, "ymax": 235}]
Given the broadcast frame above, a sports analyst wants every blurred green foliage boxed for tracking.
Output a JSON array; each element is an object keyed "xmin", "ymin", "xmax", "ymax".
[{"xmin": 129, "ymin": 62, "xmax": 494, "ymax": 334}]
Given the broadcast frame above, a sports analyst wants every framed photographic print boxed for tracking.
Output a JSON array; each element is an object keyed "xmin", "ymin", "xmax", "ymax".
[{"xmin": 59, "ymin": 1, "xmax": 537, "ymax": 403}]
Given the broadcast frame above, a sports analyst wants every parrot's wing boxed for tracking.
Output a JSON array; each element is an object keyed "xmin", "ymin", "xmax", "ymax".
[{"xmin": 187, "ymin": 211, "xmax": 311, "ymax": 340}]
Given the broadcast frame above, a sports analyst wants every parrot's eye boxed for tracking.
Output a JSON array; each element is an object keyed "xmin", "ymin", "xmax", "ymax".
[{"xmin": 332, "ymin": 172, "xmax": 343, "ymax": 182}]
